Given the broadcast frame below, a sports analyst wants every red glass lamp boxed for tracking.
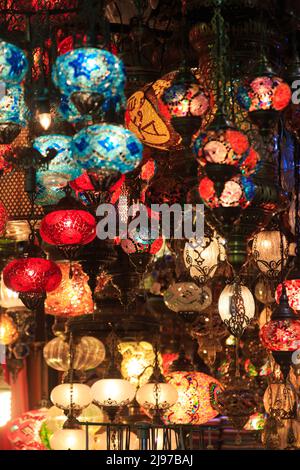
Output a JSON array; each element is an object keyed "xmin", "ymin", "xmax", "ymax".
[{"xmin": 40, "ymin": 186, "xmax": 96, "ymax": 259}]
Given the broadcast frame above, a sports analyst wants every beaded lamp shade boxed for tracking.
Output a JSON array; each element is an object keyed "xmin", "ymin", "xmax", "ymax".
[
  {"xmin": 198, "ymin": 175, "xmax": 255, "ymax": 209},
  {"xmin": 260, "ymin": 319, "xmax": 300, "ymax": 351},
  {"xmin": 0, "ymin": 41, "xmax": 28, "ymax": 84},
  {"xmin": 237, "ymin": 76, "xmax": 291, "ymax": 112}
]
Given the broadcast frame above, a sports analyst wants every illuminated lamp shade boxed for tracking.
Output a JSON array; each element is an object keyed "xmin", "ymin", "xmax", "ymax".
[
  {"xmin": 198, "ymin": 175, "xmax": 254, "ymax": 209},
  {"xmin": 52, "ymin": 48, "xmax": 126, "ymax": 115},
  {"xmin": 136, "ymin": 382, "xmax": 178, "ymax": 410},
  {"xmin": 260, "ymin": 318, "xmax": 300, "ymax": 351},
  {"xmin": 0, "ymin": 41, "xmax": 28, "ymax": 84},
  {"xmin": 72, "ymin": 124, "xmax": 143, "ymax": 174},
  {"xmin": 40, "ymin": 207, "xmax": 96, "ymax": 247},
  {"xmin": 0, "ymin": 375, "xmax": 11, "ymax": 427},
  {"xmin": 50, "ymin": 383, "xmax": 92, "ymax": 414},
  {"xmin": 244, "ymin": 412, "xmax": 265, "ymax": 431},
  {"xmin": 3, "ymin": 258, "xmax": 62, "ymax": 294},
  {"xmin": 119, "ymin": 341, "xmax": 159, "ymax": 387},
  {"xmin": 50, "ymin": 428, "xmax": 88, "ymax": 451},
  {"xmin": 91, "ymin": 379, "xmax": 136, "ymax": 407},
  {"xmin": 164, "ymin": 282, "xmax": 212, "ymax": 313},
  {"xmin": 163, "ymin": 371, "xmax": 222, "ymax": 425},
  {"xmin": 45, "ymin": 261, "xmax": 94, "ymax": 317},
  {"xmin": 0, "ymin": 85, "xmax": 28, "ymax": 143},
  {"xmin": 94, "ymin": 429, "xmax": 139, "ymax": 451},
  {"xmin": 254, "ymin": 278, "xmax": 275, "ymax": 305},
  {"xmin": 252, "ymin": 230, "xmax": 288, "ymax": 278},
  {"xmin": 192, "ymin": 127, "xmax": 251, "ymax": 171},
  {"xmin": 275, "ymin": 281, "xmax": 300, "ymax": 313},
  {"xmin": 218, "ymin": 284, "xmax": 255, "ymax": 334},
  {"xmin": 184, "ymin": 236, "xmax": 222, "ymax": 284},
  {"xmin": 258, "ymin": 306, "xmax": 272, "ymax": 329},
  {"xmin": 263, "ymin": 383, "xmax": 295, "ymax": 419},
  {"xmin": 0, "ymin": 272, "xmax": 27, "ymax": 308},
  {"xmin": 43, "ymin": 335, "xmax": 105, "ymax": 371},
  {"xmin": 237, "ymin": 76, "xmax": 291, "ymax": 112},
  {"xmin": 0, "ymin": 312, "xmax": 18, "ymax": 345},
  {"xmin": 125, "ymin": 68, "xmax": 212, "ymax": 151},
  {"xmin": 6, "ymin": 408, "xmax": 48, "ymax": 450},
  {"xmin": 33, "ymin": 135, "xmax": 81, "ymax": 206}
]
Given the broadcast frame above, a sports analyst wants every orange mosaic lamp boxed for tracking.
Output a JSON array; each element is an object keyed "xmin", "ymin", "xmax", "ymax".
[{"xmin": 45, "ymin": 261, "xmax": 93, "ymax": 317}]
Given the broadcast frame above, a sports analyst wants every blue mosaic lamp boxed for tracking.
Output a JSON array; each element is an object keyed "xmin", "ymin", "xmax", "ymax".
[
  {"xmin": 57, "ymin": 94, "xmax": 90, "ymax": 124},
  {"xmin": 0, "ymin": 41, "xmax": 28, "ymax": 84},
  {"xmin": 0, "ymin": 85, "xmax": 29, "ymax": 143},
  {"xmin": 33, "ymin": 135, "xmax": 82, "ymax": 205},
  {"xmin": 72, "ymin": 124, "xmax": 143, "ymax": 174},
  {"xmin": 52, "ymin": 48, "xmax": 126, "ymax": 117}
]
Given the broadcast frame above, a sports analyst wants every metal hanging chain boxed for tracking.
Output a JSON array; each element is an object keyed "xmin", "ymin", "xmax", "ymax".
[{"xmin": 27, "ymin": 191, "xmax": 39, "ymax": 247}]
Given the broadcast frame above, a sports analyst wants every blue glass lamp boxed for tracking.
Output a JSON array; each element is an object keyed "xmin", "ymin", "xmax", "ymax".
[
  {"xmin": 33, "ymin": 135, "xmax": 82, "ymax": 205},
  {"xmin": 52, "ymin": 48, "xmax": 126, "ymax": 117},
  {"xmin": 72, "ymin": 124, "xmax": 143, "ymax": 174},
  {"xmin": 0, "ymin": 85, "xmax": 29, "ymax": 143},
  {"xmin": 0, "ymin": 41, "xmax": 28, "ymax": 84}
]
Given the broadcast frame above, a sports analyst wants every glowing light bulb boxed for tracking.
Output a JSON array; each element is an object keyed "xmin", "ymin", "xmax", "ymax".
[{"xmin": 38, "ymin": 112, "xmax": 52, "ymax": 130}]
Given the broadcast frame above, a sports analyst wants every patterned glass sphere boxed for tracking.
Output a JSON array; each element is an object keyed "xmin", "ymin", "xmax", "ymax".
[
  {"xmin": 40, "ymin": 210, "xmax": 96, "ymax": 246},
  {"xmin": 184, "ymin": 237, "xmax": 223, "ymax": 284},
  {"xmin": 237, "ymin": 76, "xmax": 291, "ymax": 112},
  {"xmin": 34, "ymin": 135, "xmax": 81, "ymax": 188},
  {"xmin": 276, "ymin": 281, "xmax": 300, "ymax": 312},
  {"xmin": 260, "ymin": 319, "xmax": 300, "ymax": 351},
  {"xmin": 218, "ymin": 284, "xmax": 255, "ymax": 331},
  {"xmin": 163, "ymin": 371, "xmax": 222, "ymax": 425},
  {"xmin": 6, "ymin": 408, "xmax": 48, "ymax": 451},
  {"xmin": 3, "ymin": 258, "xmax": 62, "ymax": 293},
  {"xmin": 198, "ymin": 175, "xmax": 254, "ymax": 209},
  {"xmin": 252, "ymin": 230, "xmax": 288, "ymax": 278},
  {"xmin": 45, "ymin": 261, "xmax": 94, "ymax": 316},
  {"xmin": 164, "ymin": 282, "xmax": 212, "ymax": 313},
  {"xmin": 52, "ymin": 48, "xmax": 126, "ymax": 112},
  {"xmin": 161, "ymin": 80, "xmax": 210, "ymax": 118},
  {"xmin": 0, "ymin": 85, "xmax": 28, "ymax": 127},
  {"xmin": 0, "ymin": 41, "xmax": 28, "ymax": 84},
  {"xmin": 136, "ymin": 382, "xmax": 178, "ymax": 410},
  {"xmin": 43, "ymin": 335, "xmax": 105, "ymax": 371},
  {"xmin": 119, "ymin": 341, "xmax": 160, "ymax": 387},
  {"xmin": 72, "ymin": 124, "xmax": 143, "ymax": 174},
  {"xmin": 193, "ymin": 127, "xmax": 252, "ymax": 169}
]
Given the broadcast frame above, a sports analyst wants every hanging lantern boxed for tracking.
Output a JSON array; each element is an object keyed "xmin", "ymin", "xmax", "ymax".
[
  {"xmin": 125, "ymin": 68, "xmax": 212, "ymax": 151},
  {"xmin": 0, "ymin": 85, "xmax": 28, "ymax": 144},
  {"xmin": 43, "ymin": 335, "xmax": 105, "ymax": 371},
  {"xmin": 50, "ymin": 427, "xmax": 89, "ymax": 451},
  {"xmin": 136, "ymin": 382, "xmax": 178, "ymax": 412},
  {"xmin": 3, "ymin": 258, "xmax": 62, "ymax": 309},
  {"xmin": 263, "ymin": 383, "xmax": 296, "ymax": 420},
  {"xmin": 0, "ymin": 41, "xmax": 28, "ymax": 84},
  {"xmin": 72, "ymin": 124, "xmax": 143, "ymax": 174},
  {"xmin": 252, "ymin": 230, "xmax": 288, "ymax": 278},
  {"xmin": 218, "ymin": 283, "xmax": 255, "ymax": 336},
  {"xmin": 198, "ymin": 175, "xmax": 255, "ymax": 210},
  {"xmin": 118, "ymin": 341, "xmax": 158, "ymax": 387},
  {"xmin": 163, "ymin": 371, "xmax": 222, "ymax": 425},
  {"xmin": 6, "ymin": 408, "xmax": 48, "ymax": 450},
  {"xmin": 33, "ymin": 135, "xmax": 81, "ymax": 206},
  {"xmin": 183, "ymin": 236, "xmax": 223, "ymax": 284},
  {"xmin": 0, "ymin": 374, "xmax": 12, "ymax": 427},
  {"xmin": 53, "ymin": 48, "xmax": 126, "ymax": 116},
  {"xmin": 237, "ymin": 76, "xmax": 291, "ymax": 113},
  {"xmin": 0, "ymin": 312, "xmax": 18, "ymax": 345},
  {"xmin": 50, "ymin": 383, "xmax": 92, "ymax": 415},
  {"xmin": 40, "ymin": 189, "xmax": 97, "ymax": 259},
  {"xmin": 91, "ymin": 379, "xmax": 136, "ymax": 408},
  {"xmin": 164, "ymin": 282, "xmax": 212, "ymax": 314},
  {"xmin": 45, "ymin": 261, "xmax": 94, "ymax": 317},
  {"xmin": 260, "ymin": 318, "xmax": 300, "ymax": 351}
]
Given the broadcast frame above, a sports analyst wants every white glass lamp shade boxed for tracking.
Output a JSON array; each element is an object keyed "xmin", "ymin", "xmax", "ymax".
[
  {"xmin": 0, "ymin": 273, "xmax": 25, "ymax": 308},
  {"xmin": 91, "ymin": 378, "xmax": 136, "ymax": 407},
  {"xmin": 0, "ymin": 377, "xmax": 12, "ymax": 427},
  {"xmin": 218, "ymin": 284, "xmax": 255, "ymax": 329},
  {"xmin": 50, "ymin": 428, "xmax": 88, "ymax": 450},
  {"xmin": 184, "ymin": 237, "xmax": 221, "ymax": 283},
  {"xmin": 136, "ymin": 382, "xmax": 178, "ymax": 410},
  {"xmin": 252, "ymin": 230, "xmax": 288, "ymax": 276},
  {"xmin": 50, "ymin": 383, "xmax": 92, "ymax": 413}
]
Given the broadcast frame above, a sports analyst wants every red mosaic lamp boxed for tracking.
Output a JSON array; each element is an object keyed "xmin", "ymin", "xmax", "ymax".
[{"xmin": 40, "ymin": 185, "xmax": 97, "ymax": 259}]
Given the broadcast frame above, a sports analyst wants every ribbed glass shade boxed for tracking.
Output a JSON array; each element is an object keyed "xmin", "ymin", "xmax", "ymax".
[
  {"xmin": 91, "ymin": 379, "xmax": 136, "ymax": 407},
  {"xmin": 50, "ymin": 383, "xmax": 92, "ymax": 412},
  {"xmin": 45, "ymin": 261, "xmax": 94, "ymax": 317},
  {"xmin": 50, "ymin": 428, "xmax": 87, "ymax": 450},
  {"xmin": 136, "ymin": 382, "xmax": 178, "ymax": 410},
  {"xmin": 0, "ymin": 41, "xmax": 28, "ymax": 84},
  {"xmin": 43, "ymin": 335, "xmax": 105, "ymax": 371},
  {"xmin": 72, "ymin": 124, "xmax": 143, "ymax": 174}
]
